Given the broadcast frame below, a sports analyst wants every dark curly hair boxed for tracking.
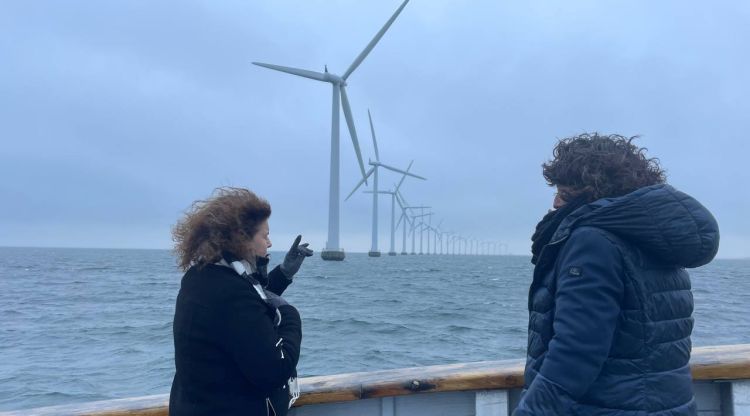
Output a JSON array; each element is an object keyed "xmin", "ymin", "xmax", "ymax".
[
  {"xmin": 172, "ymin": 187, "xmax": 271, "ymax": 271},
  {"xmin": 543, "ymin": 133, "xmax": 666, "ymax": 202}
]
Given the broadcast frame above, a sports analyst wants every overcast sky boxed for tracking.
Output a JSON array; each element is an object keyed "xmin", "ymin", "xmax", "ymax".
[{"xmin": 1, "ymin": 1, "xmax": 748, "ymax": 259}]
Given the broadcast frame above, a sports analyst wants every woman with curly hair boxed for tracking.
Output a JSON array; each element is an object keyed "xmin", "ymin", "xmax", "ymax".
[
  {"xmin": 169, "ymin": 187, "xmax": 312, "ymax": 416},
  {"xmin": 514, "ymin": 134, "xmax": 720, "ymax": 416}
]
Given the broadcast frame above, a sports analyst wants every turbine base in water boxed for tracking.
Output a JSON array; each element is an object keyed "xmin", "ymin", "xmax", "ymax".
[
  {"xmin": 321, "ymin": 250, "xmax": 345, "ymax": 261},
  {"xmin": 368, "ymin": 251, "xmax": 381, "ymax": 257}
]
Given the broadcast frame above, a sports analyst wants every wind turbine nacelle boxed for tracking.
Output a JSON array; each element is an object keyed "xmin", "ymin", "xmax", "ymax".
[{"xmin": 324, "ymin": 73, "xmax": 345, "ymax": 84}]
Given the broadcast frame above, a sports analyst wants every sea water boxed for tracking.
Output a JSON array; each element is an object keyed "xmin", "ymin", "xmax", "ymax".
[{"xmin": 0, "ymin": 247, "xmax": 748, "ymax": 411}]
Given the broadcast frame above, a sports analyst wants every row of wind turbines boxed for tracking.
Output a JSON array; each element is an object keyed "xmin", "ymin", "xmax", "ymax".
[
  {"xmin": 253, "ymin": 0, "xmax": 506, "ymax": 260},
  {"xmin": 345, "ymin": 110, "xmax": 507, "ymax": 259}
]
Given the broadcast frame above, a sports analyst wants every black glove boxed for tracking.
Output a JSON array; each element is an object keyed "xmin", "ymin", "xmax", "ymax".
[
  {"xmin": 265, "ymin": 291, "xmax": 289, "ymax": 309},
  {"xmin": 253, "ymin": 255, "xmax": 270, "ymax": 286},
  {"xmin": 280, "ymin": 235, "xmax": 313, "ymax": 280}
]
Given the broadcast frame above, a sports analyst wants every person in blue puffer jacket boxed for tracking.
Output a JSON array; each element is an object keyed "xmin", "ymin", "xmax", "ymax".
[{"xmin": 513, "ymin": 133, "xmax": 720, "ymax": 416}]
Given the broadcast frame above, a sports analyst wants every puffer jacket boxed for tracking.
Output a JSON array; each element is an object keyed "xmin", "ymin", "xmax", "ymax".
[{"xmin": 514, "ymin": 184, "xmax": 719, "ymax": 415}]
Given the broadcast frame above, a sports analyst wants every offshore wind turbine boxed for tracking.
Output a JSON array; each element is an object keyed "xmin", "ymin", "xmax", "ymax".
[
  {"xmin": 395, "ymin": 194, "xmax": 416, "ymax": 255},
  {"xmin": 253, "ymin": 0, "xmax": 410, "ymax": 261},
  {"xmin": 416, "ymin": 210, "xmax": 433, "ymax": 255},
  {"xmin": 365, "ymin": 187, "xmax": 403, "ymax": 256},
  {"xmin": 440, "ymin": 229, "xmax": 452, "ymax": 255},
  {"xmin": 389, "ymin": 163, "xmax": 421, "ymax": 255},
  {"xmin": 425, "ymin": 212, "xmax": 434, "ymax": 254},
  {"xmin": 365, "ymin": 162, "xmax": 421, "ymax": 256},
  {"xmin": 396, "ymin": 209, "xmax": 413, "ymax": 255},
  {"xmin": 397, "ymin": 200, "xmax": 428, "ymax": 255},
  {"xmin": 346, "ymin": 113, "xmax": 425, "ymax": 257},
  {"xmin": 432, "ymin": 219, "xmax": 443, "ymax": 255},
  {"xmin": 409, "ymin": 209, "xmax": 430, "ymax": 255},
  {"xmin": 396, "ymin": 187, "xmax": 429, "ymax": 255}
]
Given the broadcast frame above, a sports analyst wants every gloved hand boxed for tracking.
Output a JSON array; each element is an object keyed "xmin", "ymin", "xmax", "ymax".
[
  {"xmin": 280, "ymin": 235, "xmax": 313, "ymax": 280},
  {"xmin": 265, "ymin": 291, "xmax": 289, "ymax": 309}
]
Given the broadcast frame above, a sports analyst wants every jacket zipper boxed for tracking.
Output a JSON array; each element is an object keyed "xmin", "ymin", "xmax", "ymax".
[{"xmin": 266, "ymin": 397, "xmax": 277, "ymax": 416}]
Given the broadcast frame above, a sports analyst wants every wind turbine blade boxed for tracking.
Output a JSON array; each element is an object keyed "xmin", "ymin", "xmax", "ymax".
[
  {"xmin": 339, "ymin": 85, "xmax": 368, "ymax": 183},
  {"xmin": 395, "ymin": 193, "xmax": 406, "ymax": 210},
  {"xmin": 252, "ymin": 62, "xmax": 328, "ymax": 82},
  {"xmin": 396, "ymin": 212, "xmax": 405, "ymax": 229},
  {"xmin": 396, "ymin": 189, "xmax": 409, "ymax": 207},
  {"xmin": 368, "ymin": 109, "xmax": 380, "ymax": 161},
  {"xmin": 342, "ymin": 0, "xmax": 410, "ymax": 80},
  {"xmin": 395, "ymin": 160, "xmax": 414, "ymax": 190},
  {"xmin": 345, "ymin": 166, "xmax": 376, "ymax": 201},
  {"xmin": 375, "ymin": 162, "xmax": 426, "ymax": 179}
]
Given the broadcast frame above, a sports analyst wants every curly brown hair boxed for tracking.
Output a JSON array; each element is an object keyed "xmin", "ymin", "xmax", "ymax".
[
  {"xmin": 542, "ymin": 133, "xmax": 666, "ymax": 201},
  {"xmin": 172, "ymin": 187, "xmax": 271, "ymax": 271}
]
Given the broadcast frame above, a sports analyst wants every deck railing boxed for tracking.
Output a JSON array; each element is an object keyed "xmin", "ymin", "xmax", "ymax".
[{"xmin": 2, "ymin": 344, "xmax": 749, "ymax": 415}]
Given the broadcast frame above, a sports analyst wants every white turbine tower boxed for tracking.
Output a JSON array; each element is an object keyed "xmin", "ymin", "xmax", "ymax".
[
  {"xmin": 409, "ymin": 210, "xmax": 430, "ymax": 255},
  {"xmin": 396, "ymin": 207, "xmax": 414, "ymax": 255},
  {"xmin": 415, "ymin": 210, "xmax": 433, "ymax": 255},
  {"xmin": 365, "ymin": 161, "xmax": 423, "ymax": 256},
  {"xmin": 395, "ymin": 193, "xmax": 416, "ymax": 255},
  {"xmin": 397, "ymin": 201, "xmax": 428, "ymax": 255},
  {"xmin": 425, "ymin": 212, "xmax": 434, "ymax": 254},
  {"xmin": 253, "ymin": 0, "xmax": 410, "ymax": 261},
  {"xmin": 431, "ymin": 219, "xmax": 443, "ymax": 255},
  {"xmin": 346, "ymin": 113, "xmax": 425, "ymax": 257}
]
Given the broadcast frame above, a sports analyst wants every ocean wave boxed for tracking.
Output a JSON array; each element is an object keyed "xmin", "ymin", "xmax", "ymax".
[{"xmin": 0, "ymin": 248, "xmax": 747, "ymax": 411}]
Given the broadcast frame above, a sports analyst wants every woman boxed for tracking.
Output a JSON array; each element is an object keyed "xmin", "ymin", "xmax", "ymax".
[
  {"xmin": 514, "ymin": 134, "xmax": 719, "ymax": 415},
  {"xmin": 169, "ymin": 187, "xmax": 313, "ymax": 416}
]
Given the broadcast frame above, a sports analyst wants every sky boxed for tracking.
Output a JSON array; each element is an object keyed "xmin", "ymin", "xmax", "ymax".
[{"xmin": 1, "ymin": 1, "xmax": 748, "ymax": 259}]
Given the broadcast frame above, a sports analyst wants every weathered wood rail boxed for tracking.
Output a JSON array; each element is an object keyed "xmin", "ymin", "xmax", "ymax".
[{"xmin": 3, "ymin": 344, "xmax": 749, "ymax": 415}]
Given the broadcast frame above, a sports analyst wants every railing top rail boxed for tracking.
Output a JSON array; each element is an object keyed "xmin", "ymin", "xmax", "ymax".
[{"xmin": 4, "ymin": 344, "xmax": 749, "ymax": 415}]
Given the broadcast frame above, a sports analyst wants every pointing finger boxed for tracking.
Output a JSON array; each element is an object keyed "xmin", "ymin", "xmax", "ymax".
[{"xmin": 290, "ymin": 235, "xmax": 302, "ymax": 250}]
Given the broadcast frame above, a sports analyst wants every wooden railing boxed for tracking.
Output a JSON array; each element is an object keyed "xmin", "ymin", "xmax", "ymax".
[{"xmin": 3, "ymin": 344, "xmax": 749, "ymax": 415}]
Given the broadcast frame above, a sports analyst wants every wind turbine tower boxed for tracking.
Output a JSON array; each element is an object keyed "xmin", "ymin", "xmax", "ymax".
[
  {"xmin": 346, "ymin": 114, "xmax": 424, "ymax": 257},
  {"xmin": 367, "ymin": 162, "xmax": 422, "ymax": 256},
  {"xmin": 395, "ymin": 197, "xmax": 419, "ymax": 255},
  {"xmin": 410, "ymin": 210, "xmax": 430, "ymax": 255},
  {"xmin": 253, "ymin": 0, "xmax": 410, "ymax": 261}
]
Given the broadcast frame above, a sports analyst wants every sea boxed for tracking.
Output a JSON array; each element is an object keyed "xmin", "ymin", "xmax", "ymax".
[{"xmin": 0, "ymin": 247, "xmax": 748, "ymax": 411}]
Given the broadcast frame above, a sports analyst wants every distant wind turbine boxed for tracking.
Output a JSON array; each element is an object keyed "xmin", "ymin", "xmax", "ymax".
[
  {"xmin": 394, "ymin": 193, "xmax": 416, "ymax": 255},
  {"xmin": 397, "ymin": 200, "xmax": 428, "ymax": 255},
  {"xmin": 364, "ymin": 160, "xmax": 422, "ymax": 256},
  {"xmin": 253, "ymin": 0, "xmax": 410, "ymax": 261},
  {"xmin": 388, "ymin": 163, "xmax": 422, "ymax": 255},
  {"xmin": 348, "ymin": 116, "xmax": 424, "ymax": 257},
  {"xmin": 396, "ymin": 190, "xmax": 429, "ymax": 255},
  {"xmin": 431, "ymin": 219, "xmax": 443, "ymax": 255}
]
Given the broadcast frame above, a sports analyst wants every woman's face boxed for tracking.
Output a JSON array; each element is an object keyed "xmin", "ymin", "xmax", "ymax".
[{"xmin": 248, "ymin": 219, "xmax": 272, "ymax": 258}]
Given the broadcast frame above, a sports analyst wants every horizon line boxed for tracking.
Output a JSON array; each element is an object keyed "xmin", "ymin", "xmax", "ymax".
[{"xmin": 0, "ymin": 245, "xmax": 745, "ymax": 261}]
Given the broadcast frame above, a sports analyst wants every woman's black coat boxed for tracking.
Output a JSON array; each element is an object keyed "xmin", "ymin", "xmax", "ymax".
[{"xmin": 169, "ymin": 263, "xmax": 301, "ymax": 416}]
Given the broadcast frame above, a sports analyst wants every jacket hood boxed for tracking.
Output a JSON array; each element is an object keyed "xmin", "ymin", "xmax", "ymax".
[{"xmin": 553, "ymin": 184, "xmax": 720, "ymax": 268}]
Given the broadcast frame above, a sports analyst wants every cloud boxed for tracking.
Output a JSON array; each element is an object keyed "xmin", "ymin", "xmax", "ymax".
[{"xmin": 1, "ymin": 0, "xmax": 748, "ymax": 258}]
